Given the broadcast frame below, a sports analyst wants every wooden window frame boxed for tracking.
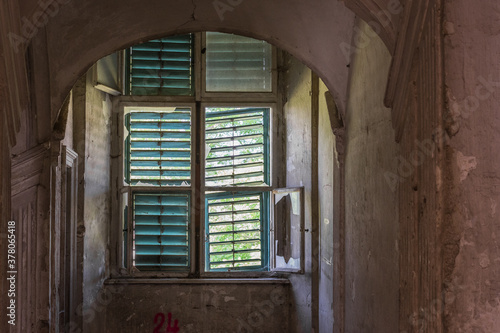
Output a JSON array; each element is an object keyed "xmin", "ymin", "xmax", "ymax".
[{"xmin": 110, "ymin": 32, "xmax": 302, "ymax": 278}]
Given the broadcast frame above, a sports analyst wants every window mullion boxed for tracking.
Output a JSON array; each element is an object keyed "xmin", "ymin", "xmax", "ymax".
[
  {"xmin": 127, "ymin": 187, "xmax": 133, "ymax": 271},
  {"xmin": 194, "ymin": 32, "xmax": 203, "ymax": 101},
  {"xmin": 193, "ymin": 101, "xmax": 204, "ymax": 275}
]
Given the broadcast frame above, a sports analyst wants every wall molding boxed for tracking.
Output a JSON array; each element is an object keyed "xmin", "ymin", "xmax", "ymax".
[
  {"xmin": 11, "ymin": 143, "xmax": 51, "ymax": 195},
  {"xmin": 340, "ymin": 0, "xmax": 399, "ymax": 52},
  {"xmin": 384, "ymin": 0, "xmax": 434, "ymax": 141},
  {"xmin": 0, "ymin": 0, "xmax": 30, "ymax": 147}
]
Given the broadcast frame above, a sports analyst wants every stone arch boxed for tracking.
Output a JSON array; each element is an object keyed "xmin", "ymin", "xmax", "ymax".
[
  {"xmin": 24, "ymin": 0, "xmax": 398, "ymax": 120},
  {"xmin": 340, "ymin": 0, "xmax": 400, "ymax": 52}
]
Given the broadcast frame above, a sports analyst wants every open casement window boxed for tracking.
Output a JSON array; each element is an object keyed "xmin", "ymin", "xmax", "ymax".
[
  {"xmin": 203, "ymin": 106, "xmax": 271, "ymax": 272},
  {"xmin": 270, "ymin": 187, "xmax": 305, "ymax": 273},
  {"xmin": 122, "ymin": 106, "xmax": 194, "ymax": 273}
]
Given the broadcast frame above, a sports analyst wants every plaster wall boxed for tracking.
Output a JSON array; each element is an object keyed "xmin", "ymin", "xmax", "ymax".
[
  {"xmin": 443, "ymin": 0, "xmax": 500, "ymax": 331},
  {"xmin": 101, "ymin": 282, "xmax": 289, "ymax": 332},
  {"xmin": 284, "ymin": 55, "xmax": 313, "ymax": 332},
  {"xmin": 318, "ymin": 81, "xmax": 336, "ymax": 332},
  {"xmin": 73, "ymin": 72, "xmax": 112, "ymax": 332},
  {"xmin": 344, "ymin": 20, "xmax": 399, "ymax": 332}
]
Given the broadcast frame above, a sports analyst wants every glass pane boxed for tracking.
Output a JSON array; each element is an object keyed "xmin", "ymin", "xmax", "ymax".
[
  {"xmin": 206, "ymin": 32, "xmax": 272, "ymax": 92},
  {"xmin": 272, "ymin": 189, "xmax": 303, "ymax": 272}
]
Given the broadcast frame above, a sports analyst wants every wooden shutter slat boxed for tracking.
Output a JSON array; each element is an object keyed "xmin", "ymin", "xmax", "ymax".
[
  {"xmin": 129, "ymin": 34, "xmax": 194, "ymax": 96},
  {"xmin": 133, "ymin": 193, "xmax": 190, "ymax": 270}
]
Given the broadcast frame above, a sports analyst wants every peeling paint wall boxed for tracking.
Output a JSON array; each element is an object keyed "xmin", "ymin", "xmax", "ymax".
[
  {"xmin": 73, "ymin": 72, "xmax": 112, "ymax": 332},
  {"xmin": 344, "ymin": 19, "xmax": 399, "ymax": 333},
  {"xmin": 102, "ymin": 282, "xmax": 289, "ymax": 332},
  {"xmin": 318, "ymin": 80, "xmax": 336, "ymax": 332},
  {"xmin": 282, "ymin": 53, "xmax": 339, "ymax": 333},
  {"xmin": 443, "ymin": 0, "xmax": 500, "ymax": 331},
  {"xmin": 284, "ymin": 55, "xmax": 313, "ymax": 332}
]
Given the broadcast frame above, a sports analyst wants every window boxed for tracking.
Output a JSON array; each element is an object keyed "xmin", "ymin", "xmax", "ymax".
[
  {"xmin": 204, "ymin": 32, "xmax": 272, "ymax": 93},
  {"xmin": 126, "ymin": 35, "xmax": 194, "ymax": 96},
  {"xmin": 112, "ymin": 32, "xmax": 302, "ymax": 276},
  {"xmin": 204, "ymin": 106, "xmax": 270, "ymax": 271},
  {"xmin": 204, "ymin": 107, "xmax": 270, "ymax": 187}
]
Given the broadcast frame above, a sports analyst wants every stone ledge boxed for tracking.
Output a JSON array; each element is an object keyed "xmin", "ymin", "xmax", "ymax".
[{"xmin": 104, "ymin": 278, "xmax": 290, "ymax": 285}]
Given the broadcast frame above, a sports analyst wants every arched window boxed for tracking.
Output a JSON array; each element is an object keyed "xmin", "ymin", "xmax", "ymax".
[{"xmin": 110, "ymin": 32, "xmax": 303, "ymax": 276}]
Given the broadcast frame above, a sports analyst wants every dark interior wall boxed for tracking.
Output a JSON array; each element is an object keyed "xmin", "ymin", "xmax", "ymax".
[
  {"xmin": 72, "ymin": 71, "xmax": 112, "ymax": 332},
  {"xmin": 0, "ymin": 123, "xmax": 11, "ymax": 332},
  {"xmin": 443, "ymin": 0, "xmax": 500, "ymax": 330},
  {"xmin": 318, "ymin": 80, "xmax": 336, "ymax": 332},
  {"xmin": 101, "ymin": 281, "xmax": 290, "ymax": 332},
  {"xmin": 344, "ymin": 19, "xmax": 399, "ymax": 332}
]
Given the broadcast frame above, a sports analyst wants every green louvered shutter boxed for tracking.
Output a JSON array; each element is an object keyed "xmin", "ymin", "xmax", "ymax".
[
  {"xmin": 127, "ymin": 34, "xmax": 194, "ymax": 96},
  {"xmin": 126, "ymin": 108, "xmax": 191, "ymax": 186},
  {"xmin": 133, "ymin": 193, "xmax": 190, "ymax": 270},
  {"xmin": 206, "ymin": 192, "xmax": 268, "ymax": 271},
  {"xmin": 205, "ymin": 107, "xmax": 270, "ymax": 187}
]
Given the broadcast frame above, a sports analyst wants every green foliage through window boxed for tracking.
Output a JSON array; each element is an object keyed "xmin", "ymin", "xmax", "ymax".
[
  {"xmin": 205, "ymin": 107, "xmax": 270, "ymax": 187},
  {"xmin": 206, "ymin": 192, "xmax": 268, "ymax": 271}
]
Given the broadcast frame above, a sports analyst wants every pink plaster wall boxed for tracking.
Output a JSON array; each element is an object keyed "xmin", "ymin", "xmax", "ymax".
[{"xmin": 443, "ymin": 0, "xmax": 500, "ymax": 331}]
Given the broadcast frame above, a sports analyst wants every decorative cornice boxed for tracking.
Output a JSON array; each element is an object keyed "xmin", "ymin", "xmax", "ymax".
[
  {"xmin": 384, "ymin": 0, "xmax": 434, "ymax": 141},
  {"xmin": 340, "ymin": 0, "xmax": 399, "ymax": 52},
  {"xmin": 11, "ymin": 143, "xmax": 51, "ymax": 195}
]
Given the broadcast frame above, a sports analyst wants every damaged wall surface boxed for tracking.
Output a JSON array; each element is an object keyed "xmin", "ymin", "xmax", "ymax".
[
  {"xmin": 73, "ymin": 73, "xmax": 112, "ymax": 332},
  {"xmin": 443, "ymin": 0, "xmax": 500, "ymax": 331},
  {"xmin": 101, "ymin": 281, "xmax": 289, "ymax": 332},
  {"xmin": 344, "ymin": 19, "xmax": 400, "ymax": 333}
]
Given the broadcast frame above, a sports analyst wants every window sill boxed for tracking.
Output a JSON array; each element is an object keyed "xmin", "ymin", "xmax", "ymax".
[{"xmin": 104, "ymin": 277, "xmax": 290, "ymax": 285}]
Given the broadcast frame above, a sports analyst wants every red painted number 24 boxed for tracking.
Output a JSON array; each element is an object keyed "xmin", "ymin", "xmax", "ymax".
[{"xmin": 153, "ymin": 312, "xmax": 179, "ymax": 333}]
